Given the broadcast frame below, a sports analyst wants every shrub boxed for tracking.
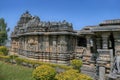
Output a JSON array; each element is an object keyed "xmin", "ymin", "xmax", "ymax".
[
  {"xmin": 0, "ymin": 55, "xmax": 10, "ymax": 62},
  {"xmin": 55, "ymin": 69, "xmax": 79, "ymax": 80},
  {"xmin": 14, "ymin": 57, "xmax": 72, "ymax": 70},
  {"xmin": 0, "ymin": 52, "xmax": 4, "ymax": 55},
  {"xmin": 9, "ymin": 55, "xmax": 18, "ymax": 63},
  {"xmin": 0, "ymin": 46, "xmax": 8, "ymax": 55},
  {"xmin": 74, "ymin": 73, "xmax": 93, "ymax": 80},
  {"xmin": 15, "ymin": 58, "xmax": 24, "ymax": 65},
  {"xmin": 70, "ymin": 59, "xmax": 82, "ymax": 72},
  {"xmin": 55, "ymin": 69, "xmax": 93, "ymax": 80},
  {"xmin": 32, "ymin": 65, "xmax": 56, "ymax": 80},
  {"xmin": 9, "ymin": 54, "xmax": 18, "ymax": 59}
]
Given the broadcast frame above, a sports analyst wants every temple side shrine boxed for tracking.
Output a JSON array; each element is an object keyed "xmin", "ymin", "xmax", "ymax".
[
  {"xmin": 78, "ymin": 19, "xmax": 120, "ymax": 79},
  {"xmin": 11, "ymin": 11, "xmax": 120, "ymax": 79}
]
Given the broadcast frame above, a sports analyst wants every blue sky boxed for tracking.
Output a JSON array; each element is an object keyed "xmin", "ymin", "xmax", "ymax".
[{"xmin": 0, "ymin": 0, "xmax": 120, "ymax": 33}]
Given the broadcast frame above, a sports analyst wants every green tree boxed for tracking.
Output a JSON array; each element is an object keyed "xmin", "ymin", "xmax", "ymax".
[
  {"xmin": 70, "ymin": 59, "xmax": 82, "ymax": 72},
  {"xmin": 0, "ymin": 18, "xmax": 9, "ymax": 46},
  {"xmin": 32, "ymin": 65, "xmax": 56, "ymax": 80}
]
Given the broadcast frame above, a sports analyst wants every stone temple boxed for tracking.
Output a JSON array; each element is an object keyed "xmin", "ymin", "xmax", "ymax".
[
  {"xmin": 11, "ymin": 11, "xmax": 76, "ymax": 64},
  {"xmin": 11, "ymin": 11, "xmax": 120, "ymax": 79}
]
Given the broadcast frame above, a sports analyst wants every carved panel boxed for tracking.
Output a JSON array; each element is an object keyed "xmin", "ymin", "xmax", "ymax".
[
  {"xmin": 97, "ymin": 49, "xmax": 113, "ymax": 61},
  {"xmin": 60, "ymin": 40, "xmax": 67, "ymax": 53},
  {"xmin": 27, "ymin": 36, "xmax": 38, "ymax": 51}
]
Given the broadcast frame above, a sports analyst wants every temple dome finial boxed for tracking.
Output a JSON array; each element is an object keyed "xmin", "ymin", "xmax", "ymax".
[
  {"xmin": 21, "ymin": 10, "xmax": 32, "ymax": 18},
  {"xmin": 25, "ymin": 10, "xmax": 29, "ymax": 14}
]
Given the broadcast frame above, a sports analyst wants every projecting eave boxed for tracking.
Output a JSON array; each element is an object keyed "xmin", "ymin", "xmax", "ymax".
[
  {"xmin": 79, "ymin": 31, "xmax": 94, "ymax": 35},
  {"xmin": 77, "ymin": 30, "xmax": 94, "ymax": 35},
  {"xmin": 99, "ymin": 19, "xmax": 120, "ymax": 26},
  {"xmin": 92, "ymin": 25, "xmax": 120, "ymax": 32},
  {"xmin": 11, "ymin": 35, "xmax": 19, "ymax": 38},
  {"xmin": 17, "ymin": 32, "xmax": 77, "ymax": 36}
]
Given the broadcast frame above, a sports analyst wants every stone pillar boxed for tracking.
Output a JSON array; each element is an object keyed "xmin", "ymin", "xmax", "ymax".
[
  {"xmin": 45, "ymin": 36, "xmax": 49, "ymax": 52},
  {"xmin": 113, "ymin": 32, "xmax": 120, "ymax": 56},
  {"xmin": 50, "ymin": 36, "xmax": 57, "ymax": 63},
  {"xmin": 35, "ymin": 36, "xmax": 39, "ymax": 52},
  {"xmin": 25, "ymin": 37, "xmax": 27, "ymax": 50},
  {"xmin": 96, "ymin": 38, "xmax": 102, "ymax": 49},
  {"xmin": 102, "ymin": 34, "xmax": 109, "ymax": 49},
  {"xmin": 99, "ymin": 66, "xmax": 105, "ymax": 80},
  {"xmin": 86, "ymin": 36, "xmax": 91, "ymax": 53},
  {"xmin": 39, "ymin": 36, "xmax": 42, "ymax": 52},
  {"xmin": 52, "ymin": 36, "xmax": 57, "ymax": 53}
]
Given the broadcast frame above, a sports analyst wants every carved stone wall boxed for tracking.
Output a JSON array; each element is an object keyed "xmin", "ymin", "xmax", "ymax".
[
  {"xmin": 10, "ymin": 11, "xmax": 77, "ymax": 64},
  {"xmin": 11, "ymin": 34, "xmax": 76, "ymax": 64}
]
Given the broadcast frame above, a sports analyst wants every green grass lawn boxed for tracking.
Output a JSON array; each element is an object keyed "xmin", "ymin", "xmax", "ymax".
[{"xmin": 0, "ymin": 61, "xmax": 35, "ymax": 80}]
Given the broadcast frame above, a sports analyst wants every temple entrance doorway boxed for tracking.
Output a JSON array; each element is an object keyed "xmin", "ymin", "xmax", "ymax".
[{"xmin": 77, "ymin": 37, "xmax": 87, "ymax": 47}]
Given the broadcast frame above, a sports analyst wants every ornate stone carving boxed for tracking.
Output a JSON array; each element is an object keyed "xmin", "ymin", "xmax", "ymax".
[{"xmin": 60, "ymin": 40, "xmax": 67, "ymax": 52}]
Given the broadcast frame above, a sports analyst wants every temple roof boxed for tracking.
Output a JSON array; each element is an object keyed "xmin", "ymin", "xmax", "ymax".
[
  {"xmin": 92, "ymin": 25, "xmax": 120, "ymax": 32},
  {"xmin": 99, "ymin": 19, "xmax": 120, "ymax": 26},
  {"xmin": 11, "ymin": 11, "xmax": 75, "ymax": 38},
  {"xmin": 78, "ymin": 26, "xmax": 96, "ymax": 35},
  {"xmin": 79, "ymin": 19, "xmax": 120, "ymax": 34},
  {"xmin": 93, "ymin": 19, "xmax": 120, "ymax": 32}
]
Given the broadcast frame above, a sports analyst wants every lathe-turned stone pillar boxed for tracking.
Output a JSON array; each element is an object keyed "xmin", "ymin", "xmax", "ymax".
[
  {"xmin": 86, "ymin": 35, "xmax": 91, "ymax": 54},
  {"xmin": 96, "ymin": 38, "xmax": 102, "ymax": 49}
]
